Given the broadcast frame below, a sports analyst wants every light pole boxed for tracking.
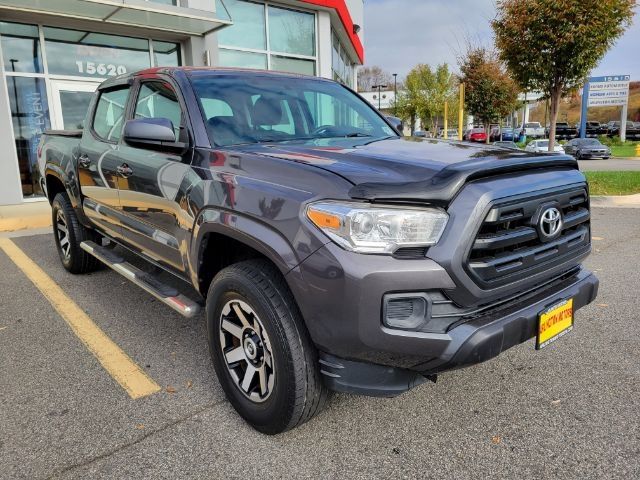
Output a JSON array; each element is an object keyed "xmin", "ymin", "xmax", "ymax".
[
  {"xmin": 372, "ymin": 84, "xmax": 387, "ymax": 110},
  {"xmin": 392, "ymin": 73, "xmax": 398, "ymax": 116}
]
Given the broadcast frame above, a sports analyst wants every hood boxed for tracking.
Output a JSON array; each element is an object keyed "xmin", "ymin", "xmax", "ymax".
[{"xmin": 238, "ymin": 137, "xmax": 578, "ymax": 204}]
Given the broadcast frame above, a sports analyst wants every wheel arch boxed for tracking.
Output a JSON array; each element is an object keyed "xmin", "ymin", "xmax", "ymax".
[{"xmin": 190, "ymin": 208, "xmax": 301, "ymax": 297}]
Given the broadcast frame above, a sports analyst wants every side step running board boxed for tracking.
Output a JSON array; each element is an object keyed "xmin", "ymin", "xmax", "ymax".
[{"xmin": 80, "ymin": 241, "xmax": 201, "ymax": 318}]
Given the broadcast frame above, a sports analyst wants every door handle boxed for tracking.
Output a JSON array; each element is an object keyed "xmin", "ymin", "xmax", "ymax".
[
  {"xmin": 78, "ymin": 154, "xmax": 91, "ymax": 168},
  {"xmin": 116, "ymin": 163, "xmax": 133, "ymax": 177}
]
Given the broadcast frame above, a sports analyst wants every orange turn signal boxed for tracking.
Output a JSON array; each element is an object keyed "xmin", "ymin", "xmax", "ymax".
[{"xmin": 307, "ymin": 208, "xmax": 341, "ymax": 230}]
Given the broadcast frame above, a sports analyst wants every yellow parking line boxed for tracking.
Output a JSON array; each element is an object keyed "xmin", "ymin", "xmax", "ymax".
[{"xmin": 0, "ymin": 238, "xmax": 161, "ymax": 399}]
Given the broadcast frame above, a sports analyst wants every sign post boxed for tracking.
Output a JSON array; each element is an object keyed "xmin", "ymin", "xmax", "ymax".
[{"xmin": 581, "ymin": 74, "xmax": 631, "ymax": 141}]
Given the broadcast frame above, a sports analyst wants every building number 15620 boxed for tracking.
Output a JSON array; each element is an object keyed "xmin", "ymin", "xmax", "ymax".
[{"xmin": 75, "ymin": 61, "xmax": 127, "ymax": 77}]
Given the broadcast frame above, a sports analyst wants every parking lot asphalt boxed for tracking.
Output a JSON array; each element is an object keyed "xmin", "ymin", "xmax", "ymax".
[{"xmin": 1, "ymin": 208, "xmax": 639, "ymax": 480}]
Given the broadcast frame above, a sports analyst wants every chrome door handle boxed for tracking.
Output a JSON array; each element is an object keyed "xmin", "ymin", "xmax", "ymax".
[
  {"xmin": 116, "ymin": 163, "xmax": 133, "ymax": 177},
  {"xmin": 78, "ymin": 154, "xmax": 91, "ymax": 168}
]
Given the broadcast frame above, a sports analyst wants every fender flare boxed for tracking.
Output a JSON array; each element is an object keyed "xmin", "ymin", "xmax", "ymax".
[
  {"xmin": 44, "ymin": 164, "xmax": 91, "ymax": 226},
  {"xmin": 189, "ymin": 207, "xmax": 301, "ymax": 291}
]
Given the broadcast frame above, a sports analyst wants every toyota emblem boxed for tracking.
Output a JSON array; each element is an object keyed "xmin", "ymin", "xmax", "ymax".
[{"xmin": 539, "ymin": 207, "xmax": 563, "ymax": 239}]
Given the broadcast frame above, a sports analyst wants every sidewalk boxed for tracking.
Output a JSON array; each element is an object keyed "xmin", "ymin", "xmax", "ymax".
[
  {"xmin": 591, "ymin": 193, "xmax": 640, "ymax": 208},
  {"xmin": 0, "ymin": 201, "xmax": 51, "ymax": 233}
]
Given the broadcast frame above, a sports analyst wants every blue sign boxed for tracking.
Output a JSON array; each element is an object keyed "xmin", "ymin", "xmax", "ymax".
[{"xmin": 589, "ymin": 75, "xmax": 631, "ymax": 82}]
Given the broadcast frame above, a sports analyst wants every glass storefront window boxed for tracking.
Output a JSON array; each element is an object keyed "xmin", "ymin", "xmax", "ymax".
[
  {"xmin": 153, "ymin": 41, "xmax": 181, "ymax": 67},
  {"xmin": 44, "ymin": 27, "xmax": 151, "ymax": 78},
  {"xmin": 331, "ymin": 29, "xmax": 354, "ymax": 87},
  {"xmin": 271, "ymin": 55, "xmax": 315, "ymax": 76},
  {"xmin": 216, "ymin": 2, "xmax": 317, "ymax": 76},
  {"xmin": 219, "ymin": 49, "xmax": 267, "ymax": 70},
  {"xmin": 6, "ymin": 77, "xmax": 50, "ymax": 197},
  {"xmin": 268, "ymin": 6, "xmax": 315, "ymax": 56},
  {"xmin": 0, "ymin": 22, "xmax": 43, "ymax": 74},
  {"xmin": 216, "ymin": 0, "xmax": 266, "ymax": 50}
]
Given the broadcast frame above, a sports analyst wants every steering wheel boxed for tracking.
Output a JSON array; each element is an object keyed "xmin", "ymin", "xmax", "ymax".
[{"xmin": 311, "ymin": 125, "xmax": 338, "ymax": 136}]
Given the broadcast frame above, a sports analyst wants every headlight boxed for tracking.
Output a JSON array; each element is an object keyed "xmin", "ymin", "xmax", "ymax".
[{"xmin": 306, "ymin": 202, "xmax": 448, "ymax": 254}]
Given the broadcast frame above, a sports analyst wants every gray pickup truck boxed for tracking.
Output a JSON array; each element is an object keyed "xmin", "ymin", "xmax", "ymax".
[{"xmin": 39, "ymin": 67, "xmax": 598, "ymax": 434}]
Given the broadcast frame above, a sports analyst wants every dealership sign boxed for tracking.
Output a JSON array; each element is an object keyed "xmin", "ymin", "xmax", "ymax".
[{"xmin": 587, "ymin": 75, "xmax": 630, "ymax": 107}]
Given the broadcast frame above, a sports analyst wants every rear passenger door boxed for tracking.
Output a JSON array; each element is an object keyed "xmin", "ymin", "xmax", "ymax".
[
  {"xmin": 78, "ymin": 85, "xmax": 131, "ymax": 239},
  {"xmin": 115, "ymin": 78, "xmax": 193, "ymax": 274}
]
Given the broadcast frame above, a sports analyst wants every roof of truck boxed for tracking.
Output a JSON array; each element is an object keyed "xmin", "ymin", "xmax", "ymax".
[{"xmin": 99, "ymin": 66, "xmax": 331, "ymax": 90}]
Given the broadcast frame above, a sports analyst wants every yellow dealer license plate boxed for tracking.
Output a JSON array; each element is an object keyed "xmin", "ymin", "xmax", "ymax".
[{"xmin": 536, "ymin": 299, "xmax": 574, "ymax": 350}]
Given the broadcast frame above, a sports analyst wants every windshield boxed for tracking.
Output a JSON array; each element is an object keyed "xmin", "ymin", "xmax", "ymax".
[
  {"xmin": 579, "ymin": 139, "xmax": 600, "ymax": 145},
  {"xmin": 538, "ymin": 140, "xmax": 549, "ymax": 147},
  {"xmin": 525, "ymin": 123, "xmax": 540, "ymax": 128},
  {"xmin": 190, "ymin": 74, "xmax": 397, "ymax": 147}
]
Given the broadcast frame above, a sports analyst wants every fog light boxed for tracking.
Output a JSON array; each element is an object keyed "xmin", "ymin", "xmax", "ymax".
[{"xmin": 383, "ymin": 293, "xmax": 430, "ymax": 330}]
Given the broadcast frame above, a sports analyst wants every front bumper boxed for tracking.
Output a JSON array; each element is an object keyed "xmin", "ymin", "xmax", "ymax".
[{"xmin": 317, "ymin": 269, "xmax": 598, "ymax": 396}]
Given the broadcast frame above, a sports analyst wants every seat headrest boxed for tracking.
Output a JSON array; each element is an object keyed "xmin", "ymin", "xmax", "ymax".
[
  {"xmin": 252, "ymin": 96, "xmax": 283, "ymax": 126},
  {"xmin": 207, "ymin": 116, "xmax": 236, "ymax": 128}
]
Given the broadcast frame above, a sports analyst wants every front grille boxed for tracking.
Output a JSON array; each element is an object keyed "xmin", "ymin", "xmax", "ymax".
[{"xmin": 467, "ymin": 187, "xmax": 590, "ymax": 287}]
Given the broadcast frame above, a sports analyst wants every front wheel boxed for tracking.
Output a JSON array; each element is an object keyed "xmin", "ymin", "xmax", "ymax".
[{"xmin": 207, "ymin": 259, "xmax": 328, "ymax": 434}]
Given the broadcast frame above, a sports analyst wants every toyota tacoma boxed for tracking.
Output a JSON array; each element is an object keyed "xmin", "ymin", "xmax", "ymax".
[{"xmin": 39, "ymin": 68, "xmax": 599, "ymax": 434}]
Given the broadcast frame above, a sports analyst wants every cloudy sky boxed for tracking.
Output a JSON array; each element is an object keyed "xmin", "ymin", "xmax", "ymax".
[{"xmin": 363, "ymin": 0, "xmax": 640, "ymax": 80}]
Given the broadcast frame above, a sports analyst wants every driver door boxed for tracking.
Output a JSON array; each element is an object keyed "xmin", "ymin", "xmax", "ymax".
[{"xmin": 114, "ymin": 78, "xmax": 193, "ymax": 274}]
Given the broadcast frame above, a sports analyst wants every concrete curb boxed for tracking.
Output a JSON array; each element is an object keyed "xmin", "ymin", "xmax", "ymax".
[
  {"xmin": 0, "ymin": 202, "xmax": 52, "ymax": 232},
  {"xmin": 591, "ymin": 194, "xmax": 640, "ymax": 208}
]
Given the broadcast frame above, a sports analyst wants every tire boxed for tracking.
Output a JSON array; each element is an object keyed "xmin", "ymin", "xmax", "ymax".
[
  {"xmin": 207, "ymin": 259, "xmax": 328, "ymax": 434},
  {"xmin": 603, "ymin": 157, "xmax": 609, "ymax": 160},
  {"xmin": 51, "ymin": 193, "xmax": 101, "ymax": 274}
]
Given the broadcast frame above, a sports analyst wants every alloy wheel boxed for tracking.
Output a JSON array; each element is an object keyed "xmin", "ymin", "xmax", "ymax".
[
  {"xmin": 56, "ymin": 209, "xmax": 71, "ymax": 260},
  {"xmin": 219, "ymin": 299, "xmax": 275, "ymax": 403}
]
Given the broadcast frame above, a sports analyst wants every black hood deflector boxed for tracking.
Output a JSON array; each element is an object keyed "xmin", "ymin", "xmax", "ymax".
[{"xmin": 348, "ymin": 155, "xmax": 578, "ymax": 204}]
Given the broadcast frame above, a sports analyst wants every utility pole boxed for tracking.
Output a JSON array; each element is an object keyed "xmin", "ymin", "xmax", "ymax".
[
  {"xmin": 458, "ymin": 83, "xmax": 465, "ymax": 141},
  {"xmin": 392, "ymin": 73, "xmax": 398, "ymax": 116},
  {"xmin": 372, "ymin": 84, "xmax": 387, "ymax": 110}
]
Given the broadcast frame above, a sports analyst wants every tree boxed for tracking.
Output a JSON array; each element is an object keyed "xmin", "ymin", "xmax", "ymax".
[
  {"xmin": 357, "ymin": 66, "xmax": 393, "ymax": 92},
  {"xmin": 395, "ymin": 65, "xmax": 431, "ymax": 134},
  {"xmin": 459, "ymin": 48, "xmax": 519, "ymax": 143},
  {"xmin": 396, "ymin": 64, "xmax": 458, "ymax": 134},
  {"xmin": 493, "ymin": 0, "xmax": 635, "ymax": 151}
]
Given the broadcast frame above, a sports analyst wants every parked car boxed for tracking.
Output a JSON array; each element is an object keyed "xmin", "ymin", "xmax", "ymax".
[
  {"xmin": 38, "ymin": 67, "xmax": 598, "ymax": 434},
  {"xmin": 413, "ymin": 130, "xmax": 432, "ymax": 138},
  {"xmin": 438, "ymin": 128, "xmax": 459, "ymax": 139},
  {"xmin": 493, "ymin": 141, "xmax": 520, "ymax": 149},
  {"xmin": 554, "ymin": 122, "xmax": 578, "ymax": 140},
  {"xmin": 563, "ymin": 138, "xmax": 611, "ymax": 159},
  {"xmin": 525, "ymin": 140, "xmax": 565, "ymax": 153},
  {"xmin": 607, "ymin": 121, "xmax": 640, "ymax": 140},
  {"xmin": 464, "ymin": 127, "xmax": 487, "ymax": 142},
  {"xmin": 578, "ymin": 121, "xmax": 608, "ymax": 138},
  {"xmin": 523, "ymin": 122, "xmax": 545, "ymax": 139},
  {"xmin": 499, "ymin": 127, "xmax": 517, "ymax": 141}
]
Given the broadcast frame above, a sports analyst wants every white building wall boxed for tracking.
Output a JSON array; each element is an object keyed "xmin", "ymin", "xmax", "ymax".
[{"xmin": 317, "ymin": 11, "xmax": 333, "ymax": 80}]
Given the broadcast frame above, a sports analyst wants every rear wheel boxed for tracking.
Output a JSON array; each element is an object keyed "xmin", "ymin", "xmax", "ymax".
[
  {"xmin": 207, "ymin": 259, "xmax": 328, "ymax": 434},
  {"xmin": 51, "ymin": 193, "xmax": 101, "ymax": 274}
]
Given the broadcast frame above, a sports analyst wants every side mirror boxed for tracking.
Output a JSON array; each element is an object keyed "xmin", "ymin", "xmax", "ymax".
[
  {"xmin": 124, "ymin": 118, "xmax": 184, "ymax": 151},
  {"xmin": 384, "ymin": 115, "xmax": 403, "ymax": 134}
]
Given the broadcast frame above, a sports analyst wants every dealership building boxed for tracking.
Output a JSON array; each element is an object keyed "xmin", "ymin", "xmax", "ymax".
[{"xmin": 0, "ymin": 0, "xmax": 364, "ymax": 206}]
